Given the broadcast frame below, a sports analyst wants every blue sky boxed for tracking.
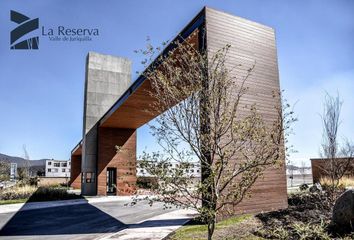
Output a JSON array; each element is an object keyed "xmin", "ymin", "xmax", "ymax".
[{"xmin": 0, "ymin": 1, "xmax": 353, "ymax": 166}]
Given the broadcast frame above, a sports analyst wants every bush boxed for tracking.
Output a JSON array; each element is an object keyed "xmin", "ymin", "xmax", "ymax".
[
  {"xmin": 288, "ymin": 191, "xmax": 332, "ymax": 209},
  {"xmin": 256, "ymin": 226, "xmax": 289, "ymax": 239},
  {"xmin": 17, "ymin": 177, "xmax": 39, "ymax": 187},
  {"xmin": 292, "ymin": 221, "xmax": 331, "ymax": 240},
  {"xmin": 320, "ymin": 176, "xmax": 354, "ymax": 190},
  {"xmin": 256, "ymin": 190, "xmax": 354, "ymax": 239},
  {"xmin": 0, "ymin": 185, "xmax": 82, "ymax": 202},
  {"xmin": 299, "ymin": 183, "xmax": 309, "ymax": 191},
  {"xmin": 27, "ymin": 186, "xmax": 82, "ymax": 202},
  {"xmin": 0, "ymin": 185, "xmax": 37, "ymax": 200},
  {"xmin": 137, "ymin": 176, "xmax": 158, "ymax": 189}
]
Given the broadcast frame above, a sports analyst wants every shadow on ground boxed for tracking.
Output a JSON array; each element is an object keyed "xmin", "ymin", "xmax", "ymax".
[
  {"xmin": 128, "ymin": 218, "xmax": 191, "ymax": 228},
  {"xmin": 0, "ymin": 202, "xmax": 126, "ymax": 236},
  {"xmin": 0, "ymin": 189, "xmax": 189, "ymax": 237}
]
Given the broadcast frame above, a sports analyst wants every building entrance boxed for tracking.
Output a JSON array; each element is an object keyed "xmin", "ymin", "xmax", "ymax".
[{"xmin": 107, "ymin": 168, "xmax": 117, "ymax": 195}]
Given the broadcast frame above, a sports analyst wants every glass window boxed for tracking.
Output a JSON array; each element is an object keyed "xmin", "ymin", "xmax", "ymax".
[
  {"xmin": 62, "ymin": 169, "xmax": 66, "ymax": 172},
  {"xmin": 54, "ymin": 163, "xmax": 60, "ymax": 167},
  {"xmin": 48, "ymin": 168, "xmax": 51, "ymax": 172},
  {"xmin": 61, "ymin": 163, "xmax": 67, "ymax": 167},
  {"xmin": 48, "ymin": 162, "xmax": 51, "ymax": 165}
]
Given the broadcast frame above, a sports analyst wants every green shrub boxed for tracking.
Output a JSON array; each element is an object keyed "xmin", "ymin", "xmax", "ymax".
[
  {"xmin": 256, "ymin": 226, "xmax": 289, "ymax": 239},
  {"xmin": 137, "ymin": 176, "xmax": 158, "ymax": 189},
  {"xmin": 28, "ymin": 186, "xmax": 82, "ymax": 202},
  {"xmin": 292, "ymin": 221, "xmax": 331, "ymax": 240}
]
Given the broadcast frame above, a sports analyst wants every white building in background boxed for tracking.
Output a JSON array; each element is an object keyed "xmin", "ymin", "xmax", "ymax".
[
  {"xmin": 137, "ymin": 161, "xmax": 201, "ymax": 178},
  {"xmin": 45, "ymin": 159, "xmax": 71, "ymax": 178}
]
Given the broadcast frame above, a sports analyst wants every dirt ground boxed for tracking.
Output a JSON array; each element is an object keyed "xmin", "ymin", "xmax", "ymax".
[
  {"xmin": 254, "ymin": 190, "xmax": 354, "ymax": 239},
  {"xmin": 168, "ymin": 189, "xmax": 354, "ymax": 239}
]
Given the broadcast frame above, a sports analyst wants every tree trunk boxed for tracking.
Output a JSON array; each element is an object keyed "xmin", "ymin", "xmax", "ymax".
[{"xmin": 207, "ymin": 216, "xmax": 216, "ymax": 240}]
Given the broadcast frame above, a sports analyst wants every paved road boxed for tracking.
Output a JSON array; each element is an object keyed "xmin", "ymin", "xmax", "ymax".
[{"xmin": 0, "ymin": 200, "xmax": 174, "ymax": 240}]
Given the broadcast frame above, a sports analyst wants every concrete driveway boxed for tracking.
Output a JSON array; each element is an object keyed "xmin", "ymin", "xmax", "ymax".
[{"xmin": 0, "ymin": 200, "xmax": 176, "ymax": 240}]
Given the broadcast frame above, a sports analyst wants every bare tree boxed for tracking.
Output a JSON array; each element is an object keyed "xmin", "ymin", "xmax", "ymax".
[
  {"xmin": 320, "ymin": 93, "xmax": 354, "ymax": 194},
  {"xmin": 20, "ymin": 144, "xmax": 31, "ymax": 180},
  {"xmin": 133, "ymin": 34, "xmax": 295, "ymax": 240}
]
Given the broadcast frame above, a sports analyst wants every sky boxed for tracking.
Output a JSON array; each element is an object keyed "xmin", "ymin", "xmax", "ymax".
[{"xmin": 0, "ymin": 0, "xmax": 353, "ymax": 166}]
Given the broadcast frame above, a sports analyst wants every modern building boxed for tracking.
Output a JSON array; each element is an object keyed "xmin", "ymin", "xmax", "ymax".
[
  {"xmin": 70, "ymin": 7, "xmax": 287, "ymax": 215},
  {"xmin": 45, "ymin": 159, "xmax": 71, "ymax": 178},
  {"xmin": 137, "ymin": 161, "xmax": 201, "ymax": 178}
]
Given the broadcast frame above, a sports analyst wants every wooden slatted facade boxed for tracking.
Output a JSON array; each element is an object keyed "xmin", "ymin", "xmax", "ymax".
[
  {"xmin": 206, "ymin": 8, "xmax": 287, "ymax": 215},
  {"xmin": 311, "ymin": 158, "xmax": 354, "ymax": 183}
]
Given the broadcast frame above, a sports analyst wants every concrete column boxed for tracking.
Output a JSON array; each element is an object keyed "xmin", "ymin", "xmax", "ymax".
[
  {"xmin": 83, "ymin": 52, "xmax": 131, "ymax": 135},
  {"xmin": 81, "ymin": 52, "xmax": 131, "ymax": 195}
]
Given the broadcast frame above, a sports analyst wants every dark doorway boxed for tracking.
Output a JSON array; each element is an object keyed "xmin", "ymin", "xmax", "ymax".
[{"xmin": 107, "ymin": 168, "xmax": 117, "ymax": 195}]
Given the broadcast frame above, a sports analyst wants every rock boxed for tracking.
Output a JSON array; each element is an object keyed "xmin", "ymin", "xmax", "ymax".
[
  {"xmin": 299, "ymin": 184, "xmax": 309, "ymax": 191},
  {"xmin": 309, "ymin": 183, "xmax": 322, "ymax": 193},
  {"xmin": 332, "ymin": 190, "xmax": 354, "ymax": 229}
]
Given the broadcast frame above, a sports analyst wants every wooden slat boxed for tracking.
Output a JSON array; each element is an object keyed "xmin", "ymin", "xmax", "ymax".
[{"xmin": 206, "ymin": 7, "xmax": 288, "ymax": 216}]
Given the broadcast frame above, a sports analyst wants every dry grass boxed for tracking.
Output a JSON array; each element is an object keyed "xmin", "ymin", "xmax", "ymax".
[
  {"xmin": 320, "ymin": 176, "xmax": 354, "ymax": 188},
  {"xmin": 0, "ymin": 185, "xmax": 82, "ymax": 203},
  {"xmin": 0, "ymin": 185, "xmax": 37, "ymax": 200}
]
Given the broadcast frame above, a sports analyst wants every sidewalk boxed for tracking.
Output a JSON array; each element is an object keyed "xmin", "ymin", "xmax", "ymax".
[
  {"xmin": 98, "ymin": 209, "xmax": 198, "ymax": 240},
  {"xmin": 0, "ymin": 195, "xmax": 145, "ymax": 214}
]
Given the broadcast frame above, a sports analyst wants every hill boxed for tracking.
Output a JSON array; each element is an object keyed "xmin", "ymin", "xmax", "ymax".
[{"xmin": 0, "ymin": 153, "xmax": 46, "ymax": 167}]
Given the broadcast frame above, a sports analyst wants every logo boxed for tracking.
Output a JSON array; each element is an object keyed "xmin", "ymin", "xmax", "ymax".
[{"xmin": 10, "ymin": 10, "xmax": 39, "ymax": 50}]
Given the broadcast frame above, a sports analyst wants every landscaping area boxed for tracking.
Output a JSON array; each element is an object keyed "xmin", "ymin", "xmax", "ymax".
[
  {"xmin": 168, "ymin": 186, "xmax": 354, "ymax": 240},
  {"xmin": 0, "ymin": 184, "xmax": 82, "ymax": 205}
]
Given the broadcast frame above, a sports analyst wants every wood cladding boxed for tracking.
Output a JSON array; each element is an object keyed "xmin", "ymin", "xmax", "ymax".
[
  {"xmin": 97, "ymin": 127, "xmax": 137, "ymax": 195},
  {"xmin": 70, "ymin": 154, "xmax": 82, "ymax": 189},
  {"xmin": 205, "ymin": 7, "xmax": 288, "ymax": 216},
  {"xmin": 100, "ymin": 30, "xmax": 200, "ymax": 129}
]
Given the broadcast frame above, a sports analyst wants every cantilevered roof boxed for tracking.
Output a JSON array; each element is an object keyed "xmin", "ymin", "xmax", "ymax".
[{"xmin": 71, "ymin": 7, "xmax": 206, "ymax": 155}]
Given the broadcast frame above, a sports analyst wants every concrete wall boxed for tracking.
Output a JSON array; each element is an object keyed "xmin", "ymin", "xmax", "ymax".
[
  {"xmin": 83, "ymin": 52, "xmax": 131, "ymax": 134},
  {"xmin": 81, "ymin": 52, "xmax": 132, "ymax": 195}
]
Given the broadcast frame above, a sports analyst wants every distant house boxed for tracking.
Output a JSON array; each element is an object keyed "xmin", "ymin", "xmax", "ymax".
[{"xmin": 45, "ymin": 160, "xmax": 71, "ymax": 178}]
